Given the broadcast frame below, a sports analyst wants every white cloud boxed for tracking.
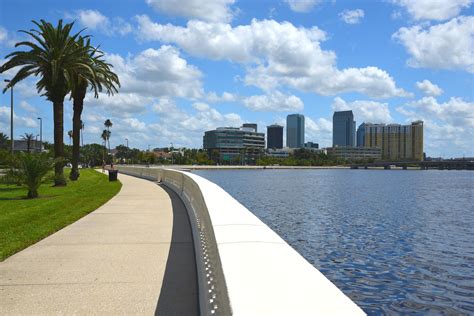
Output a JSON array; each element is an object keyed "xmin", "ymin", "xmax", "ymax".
[
  {"xmin": 122, "ymin": 118, "xmax": 147, "ymax": 131},
  {"xmin": 339, "ymin": 9, "xmax": 365, "ymax": 24},
  {"xmin": 398, "ymin": 96, "xmax": 474, "ymax": 127},
  {"xmin": 0, "ymin": 26, "xmax": 7, "ymax": 43},
  {"xmin": 84, "ymin": 92, "xmax": 150, "ymax": 117},
  {"xmin": 19, "ymin": 101, "xmax": 38, "ymax": 114},
  {"xmin": 332, "ymin": 97, "xmax": 393, "ymax": 123},
  {"xmin": 0, "ymin": 26, "xmax": 20, "ymax": 47},
  {"xmin": 145, "ymin": 0, "xmax": 236, "ymax": 22},
  {"xmin": 305, "ymin": 117, "xmax": 332, "ymax": 146},
  {"xmin": 0, "ymin": 106, "xmax": 37, "ymax": 130},
  {"xmin": 243, "ymin": 91, "xmax": 304, "ymax": 112},
  {"xmin": 70, "ymin": 10, "xmax": 132, "ymax": 36},
  {"xmin": 415, "ymin": 80, "xmax": 443, "ymax": 96},
  {"xmin": 393, "ymin": 0, "xmax": 473, "ymax": 21},
  {"xmin": 206, "ymin": 91, "xmax": 238, "ymax": 102},
  {"xmin": 192, "ymin": 102, "xmax": 210, "ymax": 111},
  {"xmin": 285, "ymin": 0, "xmax": 320, "ymax": 13},
  {"xmin": 396, "ymin": 96, "xmax": 474, "ymax": 156},
  {"xmin": 77, "ymin": 9, "xmax": 108, "ymax": 29},
  {"xmin": 393, "ymin": 16, "xmax": 474, "ymax": 72},
  {"xmin": 106, "ymin": 46, "xmax": 203, "ymax": 100},
  {"xmin": 136, "ymin": 16, "xmax": 408, "ymax": 98},
  {"xmin": 152, "ymin": 98, "xmax": 242, "ymax": 144}
]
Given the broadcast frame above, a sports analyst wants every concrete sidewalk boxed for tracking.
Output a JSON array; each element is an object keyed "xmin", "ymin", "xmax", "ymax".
[{"xmin": 0, "ymin": 172, "xmax": 198, "ymax": 315}]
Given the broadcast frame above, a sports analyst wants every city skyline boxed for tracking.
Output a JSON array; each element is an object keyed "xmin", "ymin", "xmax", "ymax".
[{"xmin": 0, "ymin": 0, "xmax": 472, "ymax": 158}]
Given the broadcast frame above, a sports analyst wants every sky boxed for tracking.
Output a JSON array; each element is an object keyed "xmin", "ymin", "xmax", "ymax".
[{"xmin": 0, "ymin": 0, "xmax": 473, "ymax": 158}]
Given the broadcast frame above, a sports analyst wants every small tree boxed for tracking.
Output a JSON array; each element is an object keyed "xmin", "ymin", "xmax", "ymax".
[
  {"xmin": 4, "ymin": 152, "xmax": 53, "ymax": 198},
  {"xmin": 104, "ymin": 119, "xmax": 112, "ymax": 153},
  {"xmin": 0, "ymin": 132, "xmax": 8, "ymax": 150},
  {"xmin": 22, "ymin": 133, "xmax": 35, "ymax": 153}
]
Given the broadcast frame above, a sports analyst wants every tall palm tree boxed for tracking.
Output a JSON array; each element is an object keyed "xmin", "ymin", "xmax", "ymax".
[
  {"xmin": 69, "ymin": 38, "xmax": 119, "ymax": 180},
  {"xmin": 67, "ymin": 130, "xmax": 73, "ymax": 145},
  {"xmin": 0, "ymin": 20, "xmax": 91, "ymax": 186},
  {"xmin": 104, "ymin": 119, "xmax": 113, "ymax": 153},
  {"xmin": 21, "ymin": 133, "xmax": 35, "ymax": 153},
  {"xmin": 101, "ymin": 129, "xmax": 110, "ymax": 163}
]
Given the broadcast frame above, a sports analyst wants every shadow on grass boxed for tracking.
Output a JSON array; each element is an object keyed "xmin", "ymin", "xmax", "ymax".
[{"xmin": 155, "ymin": 184, "xmax": 199, "ymax": 316}]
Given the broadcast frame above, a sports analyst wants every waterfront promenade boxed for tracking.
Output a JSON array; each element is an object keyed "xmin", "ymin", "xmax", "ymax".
[{"xmin": 0, "ymin": 173, "xmax": 198, "ymax": 315}]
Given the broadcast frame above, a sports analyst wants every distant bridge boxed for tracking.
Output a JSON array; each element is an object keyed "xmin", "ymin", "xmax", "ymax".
[{"xmin": 350, "ymin": 160, "xmax": 474, "ymax": 170}]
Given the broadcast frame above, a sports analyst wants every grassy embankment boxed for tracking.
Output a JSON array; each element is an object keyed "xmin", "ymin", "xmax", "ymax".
[{"xmin": 0, "ymin": 169, "xmax": 121, "ymax": 261}]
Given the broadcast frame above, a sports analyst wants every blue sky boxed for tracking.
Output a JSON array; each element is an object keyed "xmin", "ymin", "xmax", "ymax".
[{"xmin": 0, "ymin": 0, "xmax": 473, "ymax": 157}]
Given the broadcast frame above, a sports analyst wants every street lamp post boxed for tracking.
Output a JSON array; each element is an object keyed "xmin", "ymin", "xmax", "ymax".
[
  {"xmin": 35, "ymin": 134, "xmax": 39, "ymax": 151},
  {"xmin": 4, "ymin": 79, "xmax": 13, "ymax": 154},
  {"xmin": 37, "ymin": 117, "xmax": 42, "ymax": 152},
  {"xmin": 125, "ymin": 138, "xmax": 129, "ymax": 148}
]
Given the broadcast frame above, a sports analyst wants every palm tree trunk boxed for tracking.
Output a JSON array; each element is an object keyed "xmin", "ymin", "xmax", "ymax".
[
  {"xmin": 53, "ymin": 100, "xmax": 66, "ymax": 186},
  {"xmin": 70, "ymin": 89, "xmax": 85, "ymax": 181}
]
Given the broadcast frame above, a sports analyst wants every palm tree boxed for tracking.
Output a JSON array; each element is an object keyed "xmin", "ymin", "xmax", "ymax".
[
  {"xmin": 104, "ymin": 119, "xmax": 113, "ymax": 153},
  {"xmin": 21, "ymin": 133, "xmax": 35, "ymax": 153},
  {"xmin": 0, "ymin": 132, "xmax": 8, "ymax": 150},
  {"xmin": 5, "ymin": 152, "xmax": 53, "ymax": 198},
  {"xmin": 0, "ymin": 20, "xmax": 91, "ymax": 186},
  {"xmin": 101, "ymin": 129, "xmax": 110, "ymax": 163},
  {"xmin": 69, "ymin": 39, "xmax": 119, "ymax": 180},
  {"xmin": 67, "ymin": 130, "xmax": 73, "ymax": 146}
]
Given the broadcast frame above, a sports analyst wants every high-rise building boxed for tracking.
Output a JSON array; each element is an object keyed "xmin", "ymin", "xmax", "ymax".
[
  {"xmin": 287, "ymin": 114, "xmax": 305, "ymax": 148},
  {"xmin": 203, "ymin": 125, "xmax": 265, "ymax": 163},
  {"xmin": 267, "ymin": 124, "xmax": 283, "ymax": 149},
  {"xmin": 356, "ymin": 121, "xmax": 424, "ymax": 160},
  {"xmin": 333, "ymin": 110, "xmax": 355, "ymax": 147},
  {"xmin": 357, "ymin": 123, "xmax": 365, "ymax": 147},
  {"xmin": 242, "ymin": 123, "xmax": 258, "ymax": 132}
]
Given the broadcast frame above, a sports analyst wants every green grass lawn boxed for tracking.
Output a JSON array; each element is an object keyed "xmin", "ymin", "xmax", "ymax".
[{"xmin": 0, "ymin": 169, "xmax": 122, "ymax": 261}]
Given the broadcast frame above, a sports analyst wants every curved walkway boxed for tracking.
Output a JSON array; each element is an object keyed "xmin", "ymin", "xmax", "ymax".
[{"xmin": 0, "ymin": 173, "xmax": 198, "ymax": 315}]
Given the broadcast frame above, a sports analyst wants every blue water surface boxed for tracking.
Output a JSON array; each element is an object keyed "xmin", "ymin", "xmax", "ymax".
[{"xmin": 194, "ymin": 169, "xmax": 474, "ymax": 315}]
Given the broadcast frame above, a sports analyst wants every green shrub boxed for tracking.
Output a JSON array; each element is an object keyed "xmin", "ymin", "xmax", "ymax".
[{"xmin": 3, "ymin": 153, "xmax": 54, "ymax": 198}]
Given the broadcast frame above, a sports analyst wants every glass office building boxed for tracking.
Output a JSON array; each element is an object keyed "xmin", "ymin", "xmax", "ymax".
[
  {"xmin": 333, "ymin": 110, "xmax": 356, "ymax": 147},
  {"xmin": 286, "ymin": 114, "xmax": 305, "ymax": 148},
  {"xmin": 203, "ymin": 126, "xmax": 265, "ymax": 164},
  {"xmin": 267, "ymin": 124, "xmax": 283, "ymax": 149}
]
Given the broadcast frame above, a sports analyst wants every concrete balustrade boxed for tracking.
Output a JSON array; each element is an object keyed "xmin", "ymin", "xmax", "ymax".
[{"xmin": 117, "ymin": 166, "xmax": 365, "ymax": 316}]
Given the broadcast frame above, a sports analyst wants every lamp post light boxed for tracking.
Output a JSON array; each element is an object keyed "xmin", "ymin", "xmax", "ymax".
[
  {"xmin": 37, "ymin": 117, "xmax": 42, "ymax": 152},
  {"xmin": 4, "ymin": 79, "xmax": 13, "ymax": 154}
]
